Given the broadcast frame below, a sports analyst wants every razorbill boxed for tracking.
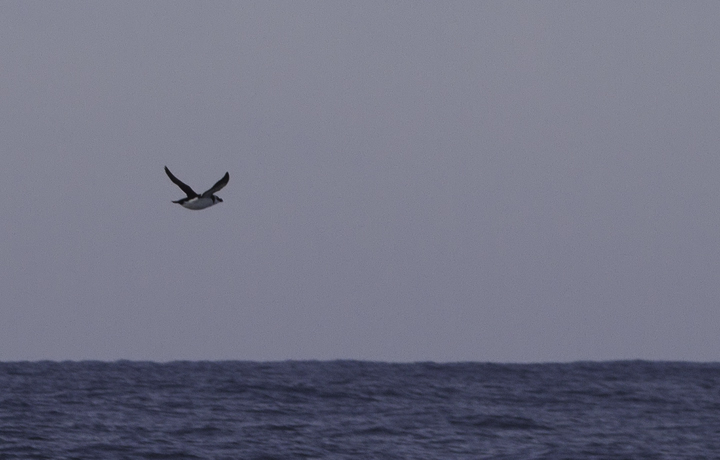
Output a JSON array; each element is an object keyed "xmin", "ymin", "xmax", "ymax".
[{"xmin": 164, "ymin": 166, "xmax": 229, "ymax": 210}]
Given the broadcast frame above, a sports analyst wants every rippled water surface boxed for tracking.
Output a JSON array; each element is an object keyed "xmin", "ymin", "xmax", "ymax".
[{"xmin": 0, "ymin": 361, "xmax": 718, "ymax": 459}]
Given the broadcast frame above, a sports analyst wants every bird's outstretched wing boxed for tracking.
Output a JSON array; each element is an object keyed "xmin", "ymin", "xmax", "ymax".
[
  {"xmin": 165, "ymin": 166, "xmax": 198, "ymax": 198},
  {"xmin": 201, "ymin": 172, "xmax": 230, "ymax": 197}
]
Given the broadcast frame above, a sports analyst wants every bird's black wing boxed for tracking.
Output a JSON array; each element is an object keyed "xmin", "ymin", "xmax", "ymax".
[
  {"xmin": 201, "ymin": 172, "xmax": 230, "ymax": 197},
  {"xmin": 165, "ymin": 166, "xmax": 198, "ymax": 198}
]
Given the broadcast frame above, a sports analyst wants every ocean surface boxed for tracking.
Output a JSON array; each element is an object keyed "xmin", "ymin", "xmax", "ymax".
[{"xmin": 0, "ymin": 361, "xmax": 718, "ymax": 459}]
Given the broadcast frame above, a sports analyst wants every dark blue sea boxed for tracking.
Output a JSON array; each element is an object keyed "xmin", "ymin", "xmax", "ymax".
[{"xmin": 0, "ymin": 361, "xmax": 718, "ymax": 459}]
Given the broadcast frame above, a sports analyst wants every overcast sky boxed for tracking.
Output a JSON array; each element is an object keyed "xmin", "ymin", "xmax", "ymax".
[{"xmin": 2, "ymin": 2, "xmax": 720, "ymax": 362}]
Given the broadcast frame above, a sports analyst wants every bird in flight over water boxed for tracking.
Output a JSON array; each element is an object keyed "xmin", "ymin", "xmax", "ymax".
[{"xmin": 164, "ymin": 166, "xmax": 229, "ymax": 210}]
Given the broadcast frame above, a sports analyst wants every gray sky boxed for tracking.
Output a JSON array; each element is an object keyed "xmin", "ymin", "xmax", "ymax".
[{"xmin": 2, "ymin": 2, "xmax": 720, "ymax": 362}]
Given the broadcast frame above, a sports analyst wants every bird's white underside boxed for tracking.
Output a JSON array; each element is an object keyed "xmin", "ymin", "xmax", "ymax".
[{"xmin": 180, "ymin": 197, "xmax": 216, "ymax": 210}]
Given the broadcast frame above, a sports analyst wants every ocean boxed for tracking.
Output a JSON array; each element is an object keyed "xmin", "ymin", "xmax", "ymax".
[{"xmin": 0, "ymin": 361, "xmax": 718, "ymax": 459}]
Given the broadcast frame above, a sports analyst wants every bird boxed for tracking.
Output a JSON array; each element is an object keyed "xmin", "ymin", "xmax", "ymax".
[{"xmin": 164, "ymin": 166, "xmax": 229, "ymax": 210}]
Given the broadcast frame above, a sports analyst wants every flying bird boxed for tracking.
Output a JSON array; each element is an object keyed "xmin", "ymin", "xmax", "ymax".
[{"xmin": 165, "ymin": 166, "xmax": 229, "ymax": 210}]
